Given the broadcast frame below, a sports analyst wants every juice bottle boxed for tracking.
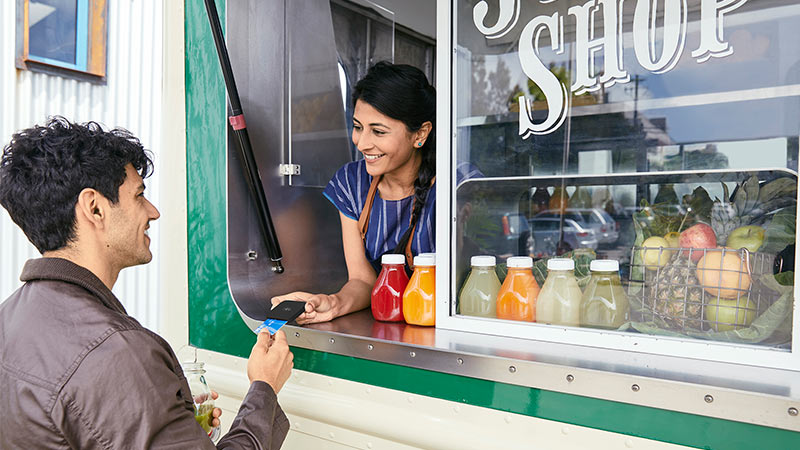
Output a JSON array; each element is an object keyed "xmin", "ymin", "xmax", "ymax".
[
  {"xmin": 459, "ymin": 256, "xmax": 501, "ymax": 318},
  {"xmin": 403, "ymin": 253, "xmax": 436, "ymax": 326},
  {"xmin": 497, "ymin": 256, "xmax": 540, "ymax": 322},
  {"xmin": 549, "ymin": 186, "xmax": 569, "ymax": 213},
  {"xmin": 371, "ymin": 254, "xmax": 409, "ymax": 322},
  {"xmin": 536, "ymin": 258, "xmax": 582, "ymax": 326},
  {"xmin": 580, "ymin": 259, "xmax": 629, "ymax": 329}
]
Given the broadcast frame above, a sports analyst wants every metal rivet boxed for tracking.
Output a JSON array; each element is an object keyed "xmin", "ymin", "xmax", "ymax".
[
  {"xmin": 457, "ymin": 357, "xmax": 464, "ymax": 365},
  {"xmin": 631, "ymin": 384, "xmax": 640, "ymax": 392},
  {"xmin": 246, "ymin": 250, "xmax": 257, "ymax": 260},
  {"xmin": 368, "ymin": 344, "xmax": 374, "ymax": 350},
  {"xmin": 410, "ymin": 351, "xmax": 416, "ymax": 358},
  {"xmin": 509, "ymin": 366, "xmax": 516, "ymax": 373},
  {"xmin": 789, "ymin": 407, "xmax": 798, "ymax": 416},
  {"xmin": 294, "ymin": 332, "xmax": 299, "ymax": 337},
  {"xmin": 329, "ymin": 338, "xmax": 335, "ymax": 344},
  {"xmin": 704, "ymin": 395, "xmax": 714, "ymax": 403},
  {"xmin": 566, "ymin": 374, "xmax": 574, "ymax": 382}
]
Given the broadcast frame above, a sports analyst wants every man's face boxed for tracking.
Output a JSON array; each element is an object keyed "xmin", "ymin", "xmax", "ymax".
[{"xmin": 105, "ymin": 164, "xmax": 160, "ymax": 269}]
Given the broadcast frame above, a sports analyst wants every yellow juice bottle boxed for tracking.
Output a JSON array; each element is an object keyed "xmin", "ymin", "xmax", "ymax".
[
  {"xmin": 459, "ymin": 256, "xmax": 500, "ymax": 318},
  {"xmin": 536, "ymin": 258, "xmax": 582, "ymax": 327}
]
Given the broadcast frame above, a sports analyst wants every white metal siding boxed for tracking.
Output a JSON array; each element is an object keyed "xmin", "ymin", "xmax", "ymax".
[{"xmin": 0, "ymin": 1, "xmax": 164, "ymax": 332}]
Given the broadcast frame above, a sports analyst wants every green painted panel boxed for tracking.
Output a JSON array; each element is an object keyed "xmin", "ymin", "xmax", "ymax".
[
  {"xmin": 292, "ymin": 347, "xmax": 800, "ymax": 450},
  {"xmin": 184, "ymin": 2, "xmax": 800, "ymax": 448},
  {"xmin": 185, "ymin": 0, "xmax": 254, "ymax": 357}
]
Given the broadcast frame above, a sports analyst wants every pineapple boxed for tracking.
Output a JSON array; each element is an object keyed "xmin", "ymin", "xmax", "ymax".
[
  {"xmin": 712, "ymin": 176, "xmax": 797, "ymax": 245},
  {"xmin": 649, "ymin": 254, "xmax": 704, "ymax": 331},
  {"xmin": 711, "ymin": 199, "xmax": 740, "ymax": 245}
]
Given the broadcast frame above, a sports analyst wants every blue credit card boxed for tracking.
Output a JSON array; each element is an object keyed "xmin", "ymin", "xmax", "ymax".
[{"xmin": 254, "ymin": 318, "xmax": 288, "ymax": 335}]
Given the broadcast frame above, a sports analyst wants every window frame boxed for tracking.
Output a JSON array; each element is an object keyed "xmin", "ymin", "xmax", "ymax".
[
  {"xmin": 16, "ymin": 0, "xmax": 108, "ymax": 79},
  {"xmin": 435, "ymin": 0, "xmax": 800, "ymax": 371}
]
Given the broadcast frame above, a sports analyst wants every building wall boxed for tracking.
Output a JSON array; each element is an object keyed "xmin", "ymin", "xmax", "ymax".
[{"xmin": 0, "ymin": 0, "xmax": 164, "ymax": 332}]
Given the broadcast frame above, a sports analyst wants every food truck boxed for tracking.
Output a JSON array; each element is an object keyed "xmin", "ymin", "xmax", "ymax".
[{"xmin": 176, "ymin": 0, "xmax": 800, "ymax": 447}]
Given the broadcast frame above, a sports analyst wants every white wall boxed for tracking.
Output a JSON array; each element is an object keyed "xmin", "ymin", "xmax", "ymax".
[{"xmin": 0, "ymin": 0, "xmax": 164, "ymax": 332}]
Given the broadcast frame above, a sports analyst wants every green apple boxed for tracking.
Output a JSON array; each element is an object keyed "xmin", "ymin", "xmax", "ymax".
[
  {"xmin": 726, "ymin": 225, "xmax": 765, "ymax": 252},
  {"xmin": 663, "ymin": 231, "xmax": 680, "ymax": 248},
  {"xmin": 705, "ymin": 296, "xmax": 757, "ymax": 332},
  {"xmin": 641, "ymin": 236, "xmax": 672, "ymax": 269}
]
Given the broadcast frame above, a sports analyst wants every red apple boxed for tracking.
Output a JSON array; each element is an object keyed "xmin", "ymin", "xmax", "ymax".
[{"xmin": 679, "ymin": 223, "xmax": 717, "ymax": 262}]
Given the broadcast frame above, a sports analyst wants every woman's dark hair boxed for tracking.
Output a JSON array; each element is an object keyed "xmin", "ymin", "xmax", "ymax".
[
  {"xmin": 352, "ymin": 61, "xmax": 436, "ymax": 261},
  {"xmin": 0, "ymin": 116, "xmax": 153, "ymax": 253}
]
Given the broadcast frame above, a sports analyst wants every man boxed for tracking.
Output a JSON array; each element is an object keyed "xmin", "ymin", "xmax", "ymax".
[{"xmin": 0, "ymin": 117, "xmax": 292, "ymax": 449}]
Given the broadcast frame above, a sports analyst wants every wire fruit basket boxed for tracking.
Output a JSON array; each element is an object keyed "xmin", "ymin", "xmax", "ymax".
[{"xmin": 627, "ymin": 247, "xmax": 778, "ymax": 333}]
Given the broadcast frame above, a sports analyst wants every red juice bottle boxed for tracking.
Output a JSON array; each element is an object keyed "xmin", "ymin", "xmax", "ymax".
[{"xmin": 371, "ymin": 254, "xmax": 409, "ymax": 322}]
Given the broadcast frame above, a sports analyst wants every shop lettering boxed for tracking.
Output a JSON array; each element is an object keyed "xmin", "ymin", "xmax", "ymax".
[{"xmin": 472, "ymin": 0, "xmax": 747, "ymax": 138}]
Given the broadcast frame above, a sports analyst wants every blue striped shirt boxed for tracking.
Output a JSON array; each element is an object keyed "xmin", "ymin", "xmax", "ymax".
[
  {"xmin": 323, "ymin": 160, "xmax": 482, "ymax": 273},
  {"xmin": 323, "ymin": 160, "xmax": 435, "ymax": 273}
]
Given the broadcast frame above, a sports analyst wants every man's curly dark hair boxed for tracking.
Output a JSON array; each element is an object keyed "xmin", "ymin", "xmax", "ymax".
[{"xmin": 0, "ymin": 116, "xmax": 153, "ymax": 253}]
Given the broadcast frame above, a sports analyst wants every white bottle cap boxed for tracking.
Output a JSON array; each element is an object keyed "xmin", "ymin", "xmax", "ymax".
[
  {"xmin": 413, "ymin": 254, "xmax": 435, "ymax": 266},
  {"xmin": 506, "ymin": 256, "xmax": 534, "ymax": 268},
  {"xmin": 547, "ymin": 258, "xmax": 574, "ymax": 271},
  {"xmin": 470, "ymin": 255, "xmax": 496, "ymax": 267},
  {"xmin": 590, "ymin": 259, "xmax": 619, "ymax": 272},
  {"xmin": 381, "ymin": 254, "xmax": 406, "ymax": 265}
]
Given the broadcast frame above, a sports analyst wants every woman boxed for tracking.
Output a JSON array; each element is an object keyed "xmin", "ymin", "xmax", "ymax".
[{"xmin": 272, "ymin": 62, "xmax": 436, "ymax": 324}]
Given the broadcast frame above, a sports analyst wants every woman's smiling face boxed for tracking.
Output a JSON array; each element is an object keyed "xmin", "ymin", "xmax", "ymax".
[{"xmin": 352, "ymin": 100, "xmax": 419, "ymax": 178}]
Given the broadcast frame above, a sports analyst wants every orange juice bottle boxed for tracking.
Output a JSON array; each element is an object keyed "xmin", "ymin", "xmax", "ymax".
[
  {"xmin": 497, "ymin": 256, "xmax": 539, "ymax": 322},
  {"xmin": 402, "ymin": 254, "xmax": 436, "ymax": 326}
]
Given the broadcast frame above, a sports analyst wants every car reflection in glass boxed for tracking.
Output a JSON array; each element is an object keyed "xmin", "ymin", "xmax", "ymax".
[
  {"xmin": 536, "ymin": 208, "xmax": 620, "ymax": 245},
  {"xmin": 529, "ymin": 210, "xmax": 603, "ymax": 256}
]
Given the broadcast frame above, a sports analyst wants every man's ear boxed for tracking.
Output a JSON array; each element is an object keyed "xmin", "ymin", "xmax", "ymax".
[{"xmin": 75, "ymin": 188, "xmax": 107, "ymax": 229}]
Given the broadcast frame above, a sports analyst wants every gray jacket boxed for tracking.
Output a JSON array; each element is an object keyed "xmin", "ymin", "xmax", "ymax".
[{"xmin": 0, "ymin": 257, "xmax": 289, "ymax": 449}]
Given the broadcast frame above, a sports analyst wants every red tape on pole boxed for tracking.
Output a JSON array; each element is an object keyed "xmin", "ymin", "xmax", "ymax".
[{"xmin": 229, "ymin": 114, "xmax": 246, "ymax": 130}]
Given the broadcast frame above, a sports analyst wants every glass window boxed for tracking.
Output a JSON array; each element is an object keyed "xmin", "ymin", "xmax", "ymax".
[
  {"xmin": 17, "ymin": 0, "xmax": 107, "ymax": 78},
  {"xmin": 29, "ymin": 0, "xmax": 79, "ymax": 65},
  {"xmin": 450, "ymin": 0, "xmax": 798, "ymax": 355}
]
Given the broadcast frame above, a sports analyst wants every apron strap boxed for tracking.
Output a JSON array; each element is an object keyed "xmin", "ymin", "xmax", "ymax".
[
  {"xmin": 404, "ymin": 176, "xmax": 436, "ymax": 268},
  {"xmin": 358, "ymin": 175, "xmax": 381, "ymax": 241},
  {"xmin": 357, "ymin": 175, "xmax": 436, "ymax": 269}
]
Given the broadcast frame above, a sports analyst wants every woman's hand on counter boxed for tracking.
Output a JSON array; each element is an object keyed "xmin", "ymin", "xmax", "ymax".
[{"xmin": 271, "ymin": 292, "xmax": 339, "ymax": 324}]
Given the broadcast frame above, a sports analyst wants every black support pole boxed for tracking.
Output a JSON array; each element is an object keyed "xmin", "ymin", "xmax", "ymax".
[{"xmin": 204, "ymin": 0, "xmax": 284, "ymax": 273}]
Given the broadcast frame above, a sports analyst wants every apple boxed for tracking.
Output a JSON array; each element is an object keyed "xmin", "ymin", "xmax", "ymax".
[
  {"xmin": 705, "ymin": 296, "xmax": 757, "ymax": 332},
  {"xmin": 663, "ymin": 231, "xmax": 680, "ymax": 248},
  {"xmin": 726, "ymin": 225, "xmax": 765, "ymax": 253},
  {"xmin": 641, "ymin": 236, "xmax": 672, "ymax": 269},
  {"xmin": 679, "ymin": 223, "xmax": 717, "ymax": 262},
  {"xmin": 696, "ymin": 249, "xmax": 751, "ymax": 298}
]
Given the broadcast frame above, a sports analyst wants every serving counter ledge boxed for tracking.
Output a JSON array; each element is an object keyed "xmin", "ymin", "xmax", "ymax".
[{"xmin": 285, "ymin": 309, "xmax": 800, "ymax": 432}]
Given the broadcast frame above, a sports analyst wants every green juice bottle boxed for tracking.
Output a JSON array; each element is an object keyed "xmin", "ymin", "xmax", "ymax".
[
  {"xmin": 459, "ymin": 256, "xmax": 501, "ymax": 318},
  {"xmin": 580, "ymin": 260, "xmax": 629, "ymax": 329}
]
